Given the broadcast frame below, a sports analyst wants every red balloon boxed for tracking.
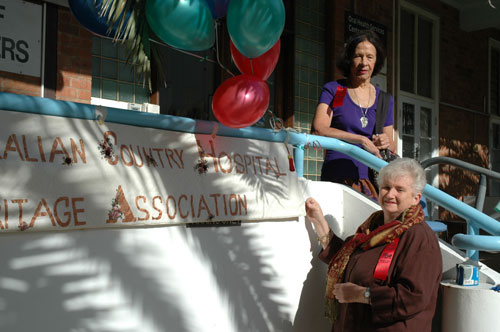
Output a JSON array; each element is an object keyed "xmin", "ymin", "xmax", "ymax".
[
  {"xmin": 212, "ymin": 75, "xmax": 270, "ymax": 128},
  {"xmin": 230, "ymin": 39, "xmax": 281, "ymax": 80}
]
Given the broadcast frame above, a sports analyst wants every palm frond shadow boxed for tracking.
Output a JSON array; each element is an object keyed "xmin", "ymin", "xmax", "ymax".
[
  {"xmin": 0, "ymin": 222, "xmax": 298, "ymax": 331},
  {"xmin": 194, "ymin": 133, "xmax": 293, "ymax": 213},
  {"xmin": 190, "ymin": 225, "xmax": 293, "ymax": 331},
  {"xmin": 0, "ymin": 230, "xmax": 191, "ymax": 332},
  {"xmin": 292, "ymin": 219, "xmax": 332, "ymax": 331},
  {"xmin": 0, "ymin": 111, "xmax": 304, "ymax": 331},
  {"xmin": 0, "ymin": 114, "xmax": 187, "ymax": 331}
]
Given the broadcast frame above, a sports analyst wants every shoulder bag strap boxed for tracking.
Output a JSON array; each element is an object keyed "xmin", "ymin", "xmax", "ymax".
[{"xmin": 374, "ymin": 90, "xmax": 390, "ymax": 135}]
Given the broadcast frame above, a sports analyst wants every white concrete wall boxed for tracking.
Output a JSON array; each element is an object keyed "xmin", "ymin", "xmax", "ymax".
[
  {"xmin": 0, "ymin": 180, "xmax": 349, "ymax": 332},
  {"xmin": 439, "ymin": 235, "xmax": 500, "ymax": 332},
  {"xmin": 0, "ymin": 180, "xmax": 498, "ymax": 332},
  {"xmin": 441, "ymin": 281, "xmax": 500, "ymax": 332}
]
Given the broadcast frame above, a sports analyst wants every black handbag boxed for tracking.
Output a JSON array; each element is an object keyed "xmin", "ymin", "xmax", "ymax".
[{"xmin": 374, "ymin": 91, "xmax": 400, "ymax": 163}]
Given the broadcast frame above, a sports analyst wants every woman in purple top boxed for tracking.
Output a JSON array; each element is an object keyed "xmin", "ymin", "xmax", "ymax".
[{"xmin": 312, "ymin": 30, "xmax": 396, "ymax": 200}]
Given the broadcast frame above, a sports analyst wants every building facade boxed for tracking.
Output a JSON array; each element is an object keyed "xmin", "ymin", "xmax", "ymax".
[{"xmin": 1, "ymin": 0, "xmax": 500, "ymax": 221}]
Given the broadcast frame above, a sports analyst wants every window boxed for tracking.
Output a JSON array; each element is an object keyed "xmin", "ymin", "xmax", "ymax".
[
  {"xmin": 399, "ymin": 8, "xmax": 435, "ymax": 98},
  {"xmin": 294, "ymin": 0, "xmax": 326, "ymax": 181},
  {"xmin": 398, "ymin": 2, "xmax": 439, "ymax": 185},
  {"xmin": 91, "ymin": 36, "xmax": 150, "ymax": 105},
  {"xmin": 156, "ymin": 44, "xmax": 217, "ymax": 120},
  {"xmin": 91, "ymin": 31, "xmax": 280, "ymax": 122}
]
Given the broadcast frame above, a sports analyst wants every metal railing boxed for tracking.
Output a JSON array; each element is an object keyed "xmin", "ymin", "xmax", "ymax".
[
  {"xmin": 1, "ymin": 91, "xmax": 499, "ymax": 261},
  {"xmin": 421, "ymin": 157, "xmax": 500, "ymax": 260}
]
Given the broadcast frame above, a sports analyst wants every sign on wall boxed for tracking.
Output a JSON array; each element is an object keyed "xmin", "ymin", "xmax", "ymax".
[
  {"xmin": 0, "ymin": 0, "xmax": 42, "ymax": 77},
  {"xmin": 0, "ymin": 110, "xmax": 305, "ymax": 233},
  {"xmin": 344, "ymin": 11, "xmax": 387, "ymax": 48}
]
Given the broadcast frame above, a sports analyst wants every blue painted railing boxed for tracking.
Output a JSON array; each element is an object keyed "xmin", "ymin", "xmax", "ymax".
[
  {"xmin": 421, "ymin": 157, "xmax": 500, "ymax": 260},
  {"xmin": 1, "ymin": 92, "xmax": 499, "ymax": 260}
]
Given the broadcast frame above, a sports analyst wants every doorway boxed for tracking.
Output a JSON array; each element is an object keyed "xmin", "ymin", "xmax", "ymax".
[{"xmin": 399, "ymin": 96, "xmax": 438, "ymax": 183}]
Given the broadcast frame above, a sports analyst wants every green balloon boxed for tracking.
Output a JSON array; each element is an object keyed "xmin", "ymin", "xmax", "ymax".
[
  {"xmin": 227, "ymin": 0, "xmax": 285, "ymax": 58},
  {"xmin": 146, "ymin": 0, "xmax": 215, "ymax": 51}
]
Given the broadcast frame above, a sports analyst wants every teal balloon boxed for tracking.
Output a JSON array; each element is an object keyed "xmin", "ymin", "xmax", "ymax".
[
  {"xmin": 146, "ymin": 0, "xmax": 215, "ymax": 51},
  {"xmin": 227, "ymin": 0, "xmax": 285, "ymax": 58}
]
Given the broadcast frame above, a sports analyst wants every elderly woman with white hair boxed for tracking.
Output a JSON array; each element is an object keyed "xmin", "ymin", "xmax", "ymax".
[{"xmin": 306, "ymin": 158, "xmax": 442, "ymax": 332}]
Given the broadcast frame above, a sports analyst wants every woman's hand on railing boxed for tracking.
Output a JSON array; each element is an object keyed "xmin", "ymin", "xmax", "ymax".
[{"xmin": 361, "ymin": 136, "xmax": 382, "ymax": 158}]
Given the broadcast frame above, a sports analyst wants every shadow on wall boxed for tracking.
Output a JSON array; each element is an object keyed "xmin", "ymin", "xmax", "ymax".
[
  {"xmin": 0, "ymin": 221, "xmax": 323, "ymax": 332},
  {"xmin": 0, "ymin": 108, "xmax": 319, "ymax": 331},
  {"xmin": 437, "ymin": 138, "xmax": 489, "ymax": 221},
  {"xmin": 292, "ymin": 219, "xmax": 332, "ymax": 332}
]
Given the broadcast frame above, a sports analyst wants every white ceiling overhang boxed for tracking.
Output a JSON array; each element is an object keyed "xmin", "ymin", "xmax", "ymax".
[{"xmin": 441, "ymin": 0, "xmax": 500, "ymax": 31}]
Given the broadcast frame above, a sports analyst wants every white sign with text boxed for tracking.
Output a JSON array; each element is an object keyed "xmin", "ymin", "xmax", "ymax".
[
  {"xmin": 0, "ymin": 110, "xmax": 305, "ymax": 233},
  {"xmin": 0, "ymin": 0, "xmax": 42, "ymax": 77}
]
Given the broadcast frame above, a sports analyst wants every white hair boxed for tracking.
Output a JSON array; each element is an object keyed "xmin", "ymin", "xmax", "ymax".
[{"xmin": 376, "ymin": 158, "xmax": 426, "ymax": 194}]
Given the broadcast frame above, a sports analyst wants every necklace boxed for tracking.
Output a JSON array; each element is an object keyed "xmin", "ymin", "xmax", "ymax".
[{"xmin": 352, "ymin": 87, "xmax": 371, "ymax": 128}]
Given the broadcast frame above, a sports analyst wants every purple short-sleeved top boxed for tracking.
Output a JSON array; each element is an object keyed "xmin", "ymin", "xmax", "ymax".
[{"xmin": 319, "ymin": 80, "xmax": 394, "ymax": 181}]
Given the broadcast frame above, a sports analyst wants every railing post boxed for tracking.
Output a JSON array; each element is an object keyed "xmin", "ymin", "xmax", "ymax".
[
  {"xmin": 294, "ymin": 145, "xmax": 304, "ymax": 177},
  {"xmin": 466, "ymin": 220, "xmax": 479, "ymax": 261},
  {"xmin": 475, "ymin": 174, "xmax": 487, "ymax": 212},
  {"xmin": 467, "ymin": 174, "xmax": 486, "ymax": 261}
]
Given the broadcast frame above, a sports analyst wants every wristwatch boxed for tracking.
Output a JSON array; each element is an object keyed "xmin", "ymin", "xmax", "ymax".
[{"xmin": 364, "ymin": 287, "xmax": 371, "ymax": 304}]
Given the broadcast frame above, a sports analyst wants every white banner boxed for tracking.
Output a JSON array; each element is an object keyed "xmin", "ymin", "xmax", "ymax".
[{"xmin": 0, "ymin": 110, "xmax": 305, "ymax": 233}]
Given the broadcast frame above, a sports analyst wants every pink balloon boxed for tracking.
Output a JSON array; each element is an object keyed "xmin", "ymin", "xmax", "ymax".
[
  {"xmin": 230, "ymin": 39, "xmax": 281, "ymax": 80},
  {"xmin": 212, "ymin": 75, "xmax": 270, "ymax": 128}
]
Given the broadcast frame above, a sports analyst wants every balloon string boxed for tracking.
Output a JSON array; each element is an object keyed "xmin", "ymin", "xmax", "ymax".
[
  {"xmin": 250, "ymin": 59, "xmax": 254, "ymax": 76},
  {"xmin": 149, "ymin": 37, "xmax": 234, "ymax": 77},
  {"xmin": 214, "ymin": 21, "xmax": 235, "ymax": 77},
  {"xmin": 149, "ymin": 39, "xmax": 216, "ymax": 62}
]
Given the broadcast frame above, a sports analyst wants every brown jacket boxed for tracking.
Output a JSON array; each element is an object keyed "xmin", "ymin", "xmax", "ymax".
[{"xmin": 319, "ymin": 214, "xmax": 442, "ymax": 332}]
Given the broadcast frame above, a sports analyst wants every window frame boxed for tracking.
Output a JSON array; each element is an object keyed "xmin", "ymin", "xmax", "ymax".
[
  {"xmin": 397, "ymin": 1, "xmax": 440, "ymax": 199},
  {"xmin": 397, "ymin": 1, "xmax": 439, "ymax": 102},
  {"xmin": 91, "ymin": 36, "xmax": 150, "ymax": 109}
]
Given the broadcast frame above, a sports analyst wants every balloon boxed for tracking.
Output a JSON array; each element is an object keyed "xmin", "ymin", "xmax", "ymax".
[
  {"xmin": 227, "ymin": 0, "xmax": 285, "ymax": 58},
  {"xmin": 212, "ymin": 75, "xmax": 270, "ymax": 128},
  {"xmin": 68, "ymin": 0, "xmax": 130, "ymax": 39},
  {"xmin": 230, "ymin": 39, "xmax": 280, "ymax": 80},
  {"xmin": 203, "ymin": 0, "xmax": 230, "ymax": 19},
  {"xmin": 146, "ymin": 0, "xmax": 215, "ymax": 51}
]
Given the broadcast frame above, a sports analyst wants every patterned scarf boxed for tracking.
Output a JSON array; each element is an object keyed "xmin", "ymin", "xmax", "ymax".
[{"xmin": 325, "ymin": 203, "xmax": 424, "ymax": 321}]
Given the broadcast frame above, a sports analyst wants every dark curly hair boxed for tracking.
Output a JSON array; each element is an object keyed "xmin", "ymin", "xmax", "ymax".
[{"xmin": 337, "ymin": 30, "xmax": 386, "ymax": 78}]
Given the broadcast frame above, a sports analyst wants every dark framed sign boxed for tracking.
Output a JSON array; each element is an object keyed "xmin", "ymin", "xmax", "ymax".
[{"xmin": 344, "ymin": 11, "xmax": 387, "ymax": 47}]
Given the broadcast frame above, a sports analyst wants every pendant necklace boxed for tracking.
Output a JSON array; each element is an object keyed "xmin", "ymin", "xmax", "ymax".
[{"xmin": 352, "ymin": 88, "xmax": 371, "ymax": 128}]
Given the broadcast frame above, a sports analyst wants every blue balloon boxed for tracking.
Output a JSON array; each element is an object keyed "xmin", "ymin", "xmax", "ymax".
[
  {"xmin": 146, "ymin": 0, "xmax": 215, "ymax": 52},
  {"xmin": 227, "ymin": 0, "xmax": 285, "ymax": 58},
  {"xmin": 68, "ymin": 0, "xmax": 130, "ymax": 39},
  {"xmin": 203, "ymin": 0, "xmax": 230, "ymax": 19}
]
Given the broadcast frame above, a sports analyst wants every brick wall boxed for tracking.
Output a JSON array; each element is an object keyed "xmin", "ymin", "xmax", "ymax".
[
  {"xmin": 0, "ymin": 7, "xmax": 92, "ymax": 104},
  {"xmin": 0, "ymin": 71, "xmax": 41, "ymax": 96},
  {"xmin": 56, "ymin": 8, "xmax": 92, "ymax": 104}
]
